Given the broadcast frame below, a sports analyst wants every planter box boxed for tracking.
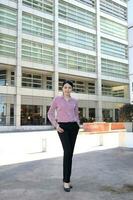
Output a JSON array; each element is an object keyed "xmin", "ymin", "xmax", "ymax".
[
  {"xmin": 111, "ymin": 122, "xmax": 125, "ymax": 130},
  {"xmin": 83, "ymin": 122, "xmax": 126, "ymax": 133},
  {"xmin": 83, "ymin": 122, "xmax": 109, "ymax": 132}
]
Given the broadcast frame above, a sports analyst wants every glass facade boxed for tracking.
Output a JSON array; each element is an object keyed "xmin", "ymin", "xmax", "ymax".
[
  {"xmin": 101, "ymin": 59, "xmax": 128, "ymax": 79},
  {"xmin": 88, "ymin": 83, "xmax": 95, "ymax": 94},
  {"xmin": 101, "ymin": 38, "xmax": 128, "ymax": 59},
  {"xmin": 0, "ymin": 95, "xmax": 15, "ymax": 126},
  {"xmin": 59, "ymin": 24, "xmax": 96, "ymax": 51},
  {"xmin": 22, "ymin": 72, "xmax": 42, "ymax": 88},
  {"xmin": 0, "ymin": 103, "xmax": 7, "ymax": 126},
  {"xmin": 22, "ymin": 12, "xmax": 53, "ymax": 40},
  {"xmin": 0, "ymin": 5, "xmax": 17, "ymax": 30},
  {"xmin": 21, "ymin": 105, "xmax": 44, "ymax": 125},
  {"xmin": 22, "ymin": 0, "xmax": 54, "ymax": 14},
  {"xmin": 102, "ymin": 84, "xmax": 128, "ymax": 98},
  {"xmin": 0, "ymin": 70, "xmax": 15, "ymax": 86},
  {"xmin": 101, "ymin": 17, "xmax": 127, "ymax": 40},
  {"xmin": 59, "ymin": 48, "xmax": 96, "ymax": 73},
  {"xmin": 0, "ymin": 70, "xmax": 7, "ymax": 86},
  {"xmin": 76, "ymin": 0, "xmax": 95, "ymax": 8},
  {"xmin": 0, "ymin": 34, "xmax": 16, "ymax": 58},
  {"xmin": 46, "ymin": 76, "xmax": 53, "ymax": 90},
  {"xmin": 21, "ymin": 71, "xmax": 53, "ymax": 90},
  {"xmin": 102, "ymin": 108, "xmax": 113, "ymax": 122},
  {"xmin": 22, "ymin": 39, "xmax": 54, "ymax": 65},
  {"xmin": 100, "ymin": 0, "xmax": 127, "ymax": 21},
  {"xmin": 59, "ymin": 0, "xmax": 96, "ymax": 29},
  {"xmin": 11, "ymin": 71, "xmax": 15, "ymax": 86}
]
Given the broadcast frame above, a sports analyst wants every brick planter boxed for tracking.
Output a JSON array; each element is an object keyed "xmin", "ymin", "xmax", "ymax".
[{"xmin": 83, "ymin": 122, "xmax": 125, "ymax": 133}]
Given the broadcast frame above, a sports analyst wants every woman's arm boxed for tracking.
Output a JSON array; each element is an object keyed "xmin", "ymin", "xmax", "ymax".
[
  {"xmin": 48, "ymin": 97, "xmax": 64, "ymax": 133},
  {"xmin": 48, "ymin": 97, "xmax": 58, "ymax": 128},
  {"xmin": 75, "ymin": 100, "xmax": 80, "ymax": 125}
]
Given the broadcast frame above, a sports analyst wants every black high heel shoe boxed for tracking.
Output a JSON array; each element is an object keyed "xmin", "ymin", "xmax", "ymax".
[
  {"xmin": 63, "ymin": 183, "xmax": 70, "ymax": 192},
  {"xmin": 63, "ymin": 186, "xmax": 70, "ymax": 192}
]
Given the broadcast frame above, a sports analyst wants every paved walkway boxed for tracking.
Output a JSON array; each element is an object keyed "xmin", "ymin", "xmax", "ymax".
[{"xmin": 0, "ymin": 147, "xmax": 133, "ymax": 200}]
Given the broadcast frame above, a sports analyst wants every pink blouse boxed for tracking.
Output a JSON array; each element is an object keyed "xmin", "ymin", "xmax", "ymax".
[{"xmin": 48, "ymin": 96, "xmax": 79, "ymax": 128}]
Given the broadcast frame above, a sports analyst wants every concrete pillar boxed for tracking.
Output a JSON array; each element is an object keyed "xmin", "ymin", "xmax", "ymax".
[
  {"xmin": 6, "ymin": 69, "xmax": 10, "ymax": 86},
  {"xmin": 54, "ymin": 0, "xmax": 59, "ymax": 97},
  {"xmin": 42, "ymin": 74, "xmax": 46, "ymax": 89},
  {"xmin": 86, "ymin": 107, "xmax": 89, "ymax": 119},
  {"xmin": 6, "ymin": 103, "xmax": 10, "ymax": 125},
  {"xmin": 113, "ymin": 109, "xmax": 115, "ymax": 122},
  {"xmin": 43, "ymin": 102, "xmax": 46, "ymax": 125},
  {"xmin": 96, "ymin": 0, "xmax": 102, "ymax": 122},
  {"xmin": 15, "ymin": 0, "xmax": 22, "ymax": 127}
]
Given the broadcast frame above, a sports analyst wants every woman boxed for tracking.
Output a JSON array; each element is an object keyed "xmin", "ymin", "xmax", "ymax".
[{"xmin": 48, "ymin": 80, "xmax": 80, "ymax": 192}]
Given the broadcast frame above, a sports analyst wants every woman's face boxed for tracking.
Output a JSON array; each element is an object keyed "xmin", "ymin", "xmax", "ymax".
[{"xmin": 62, "ymin": 83, "xmax": 72, "ymax": 96}]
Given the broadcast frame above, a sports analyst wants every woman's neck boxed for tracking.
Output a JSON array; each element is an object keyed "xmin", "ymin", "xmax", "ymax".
[{"xmin": 63, "ymin": 94, "xmax": 71, "ymax": 99}]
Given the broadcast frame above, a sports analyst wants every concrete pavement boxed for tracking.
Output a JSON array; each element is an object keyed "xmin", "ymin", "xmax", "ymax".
[{"xmin": 0, "ymin": 147, "xmax": 133, "ymax": 200}]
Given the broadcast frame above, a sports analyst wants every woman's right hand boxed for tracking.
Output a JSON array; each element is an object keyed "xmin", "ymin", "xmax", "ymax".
[{"xmin": 56, "ymin": 124, "xmax": 64, "ymax": 133}]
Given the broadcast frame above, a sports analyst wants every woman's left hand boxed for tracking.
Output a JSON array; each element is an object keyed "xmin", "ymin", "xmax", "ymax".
[{"xmin": 56, "ymin": 124, "xmax": 64, "ymax": 133}]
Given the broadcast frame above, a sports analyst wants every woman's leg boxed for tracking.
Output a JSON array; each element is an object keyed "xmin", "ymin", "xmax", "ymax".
[
  {"xmin": 58, "ymin": 123, "xmax": 79, "ymax": 183},
  {"xmin": 68, "ymin": 122, "xmax": 79, "ymax": 178},
  {"xmin": 69, "ymin": 122, "xmax": 79, "ymax": 155},
  {"xmin": 58, "ymin": 127, "xmax": 73, "ymax": 183}
]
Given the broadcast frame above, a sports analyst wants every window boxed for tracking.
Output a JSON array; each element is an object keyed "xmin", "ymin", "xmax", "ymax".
[
  {"xmin": 10, "ymin": 104, "xmax": 14, "ymax": 125},
  {"xmin": 0, "ymin": 95, "xmax": 15, "ymax": 126},
  {"xmin": 0, "ymin": 70, "xmax": 6, "ymax": 86},
  {"xmin": 73, "ymin": 81, "xmax": 85, "ymax": 93},
  {"xmin": 22, "ymin": 12, "xmax": 53, "ymax": 40},
  {"xmin": 0, "ymin": 103, "xmax": 6, "ymax": 126},
  {"xmin": 0, "ymin": 34, "xmax": 16, "ymax": 57},
  {"xmin": 11, "ymin": 71, "xmax": 15, "ymax": 86},
  {"xmin": 102, "ymin": 109, "xmax": 113, "ymax": 122},
  {"xmin": 59, "ymin": 48, "xmax": 96, "ymax": 73},
  {"xmin": 113, "ymin": 90, "xmax": 124, "ymax": 97},
  {"xmin": 102, "ymin": 84, "xmax": 112, "ymax": 96},
  {"xmin": 59, "ymin": 0, "xmax": 96, "ymax": 29},
  {"xmin": 22, "ymin": 0, "xmax": 54, "ymax": 14},
  {"xmin": 89, "ymin": 108, "xmax": 95, "ymax": 121},
  {"xmin": 101, "ymin": 38, "xmax": 128, "ymax": 59},
  {"xmin": 33, "ymin": 74, "xmax": 42, "ymax": 88},
  {"xmin": 101, "ymin": 59, "xmax": 128, "ymax": 79},
  {"xmin": 75, "ymin": 0, "xmax": 95, "ymax": 8},
  {"xmin": 21, "ymin": 105, "xmax": 43, "ymax": 125},
  {"xmin": 0, "ymin": 5, "xmax": 17, "ymax": 30},
  {"xmin": 59, "ymin": 24, "xmax": 96, "ymax": 51},
  {"xmin": 101, "ymin": 17, "xmax": 127, "ymax": 40},
  {"xmin": 22, "ymin": 72, "xmax": 42, "ymax": 88},
  {"xmin": 88, "ymin": 82, "xmax": 95, "ymax": 94},
  {"xmin": 102, "ymin": 84, "xmax": 125, "ymax": 97},
  {"xmin": 46, "ymin": 76, "xmax": 52, "ymax": 90},
  {"xmin": 22, "ymin": 39, "xmax": 53, "ymax": 65},
  {"xmin": 100, "ymin": 0, "xmax": 127, "ymax": 21}
]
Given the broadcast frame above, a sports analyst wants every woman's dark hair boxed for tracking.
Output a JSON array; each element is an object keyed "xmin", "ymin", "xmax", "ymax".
[{"xmin": 62, "ymin": 80, "xmax": 73, "ymax": 88}]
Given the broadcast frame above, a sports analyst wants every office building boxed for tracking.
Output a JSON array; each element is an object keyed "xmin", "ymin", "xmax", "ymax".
[
  {"xmin": 0, "ymin": 0, "xmax": 129, "ymax": 128},
  {"xmin": 128, "ymin": 0, "xmax": 133, "ymax": 104}
]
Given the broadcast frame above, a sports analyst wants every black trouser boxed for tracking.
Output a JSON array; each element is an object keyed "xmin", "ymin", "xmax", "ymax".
[{"xmin": 58, "ymin": 122, "xmax": 79, "ymax": 183}]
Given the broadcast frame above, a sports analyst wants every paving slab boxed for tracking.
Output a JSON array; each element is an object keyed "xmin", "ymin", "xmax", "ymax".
[{"xmin": 0, "ymin": 147, "xmax": 133, "ymax": 200}]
